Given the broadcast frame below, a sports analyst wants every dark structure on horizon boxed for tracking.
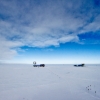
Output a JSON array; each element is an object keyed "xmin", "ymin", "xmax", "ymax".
[
  {"xmin": 33, "ymin": 64, "xmax": 45, "ymax": 67},
  {"xmin": 74, "ymin": 64, "xmax": 85, "ymax": 67},
  {"xmin": 33, "ymin": 61, "xmax": 45, "ymax": 67}
]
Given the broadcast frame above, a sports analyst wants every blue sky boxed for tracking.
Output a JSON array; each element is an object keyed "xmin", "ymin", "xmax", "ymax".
[{"xmin": 0, "ymin": 0, "xmax": 100, "ymax": 64}]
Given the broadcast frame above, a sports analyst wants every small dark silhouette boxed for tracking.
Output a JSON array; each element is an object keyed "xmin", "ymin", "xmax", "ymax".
[
  {"xmin": 33, "ymin": 64, "xmax": 45, "ymax": 67},
  {"xmin": 33, "ymin": 61, "xmax": 45, "ymax": 67},
  {"xmin": 74, "ymin": 64, "xmax": 85, "ymax": 67},
  {"xmin": 40, "ymin": 64, "xmax": 45, "ymax": 67}
]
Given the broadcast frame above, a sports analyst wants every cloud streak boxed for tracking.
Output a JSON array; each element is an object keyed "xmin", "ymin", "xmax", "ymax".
[{"xmin": 0, "ymin": 0, "xmax": 100, "ymax": 60}]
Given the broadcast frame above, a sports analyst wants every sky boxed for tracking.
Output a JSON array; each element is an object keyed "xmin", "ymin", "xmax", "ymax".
[{"xmin": 0, "ymin": 0, "xmax": 100, "ymax": 64}]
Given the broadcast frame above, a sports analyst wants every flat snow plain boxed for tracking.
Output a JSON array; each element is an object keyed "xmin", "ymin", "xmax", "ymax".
[{"xmin": 0, "ymin": 64, "xmax": 100, "ymax": 100}]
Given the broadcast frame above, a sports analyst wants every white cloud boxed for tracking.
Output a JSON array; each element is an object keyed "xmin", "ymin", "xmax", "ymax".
[
  {"xmin": 80, "ymin": 14, "xmax": 100, "ymax": 33},
  {"xmin": 0, "ymin": 0, "xmax": 100, "ymax": 60},
  {"xmin": 0, "ymin": 36, "xmax": 23, "ymax": 59}
]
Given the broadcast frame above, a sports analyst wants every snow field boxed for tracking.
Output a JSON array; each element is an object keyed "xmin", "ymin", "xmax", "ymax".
[{"xmin": 0, "ymin": 64, "xmax": 100, "ymax": 100}]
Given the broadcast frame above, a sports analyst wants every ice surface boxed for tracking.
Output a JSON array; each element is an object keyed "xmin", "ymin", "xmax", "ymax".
[{"xmin": 0, "ymin": 64, "xmax": 100, "ymax": 100}]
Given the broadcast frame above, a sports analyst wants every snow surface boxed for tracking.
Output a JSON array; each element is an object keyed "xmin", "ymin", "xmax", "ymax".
[{"xmin": 0, "ymin": 64, "xmax": 100, "ymax": 100}]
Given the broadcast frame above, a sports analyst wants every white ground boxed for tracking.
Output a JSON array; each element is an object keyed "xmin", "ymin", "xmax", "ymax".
[{"xmin": 0, "ymin": 64, "xmax": 100, "ymax": 100}]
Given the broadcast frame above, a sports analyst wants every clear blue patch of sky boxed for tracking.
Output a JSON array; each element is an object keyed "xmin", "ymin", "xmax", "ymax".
[
  {"xmin": 19, "ymin": 41, "xmax": 100, "ymax": 57},
  {"xmin": 78, "ymin": 31, "xmax": 100, "ymax": 44},
  {"xmin": 94, "ymin": 0, "xmax": 100, "ymax": 7},
  {"xmin": 15, "ymin": 41, "xmax": 100, "ymax": 64}
]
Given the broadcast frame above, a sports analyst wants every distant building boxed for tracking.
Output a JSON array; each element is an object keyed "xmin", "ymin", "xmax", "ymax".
[
  {"xmin": 33, "ymin": 64, "xmax": 45, "ymax": 67},
  {"xmin": 74, "ymin": 64, "xmax": 85, "ymax": 67},
  {"xmin": 33, "ymin": 61, "xmax": 45, "ymax": 67}
]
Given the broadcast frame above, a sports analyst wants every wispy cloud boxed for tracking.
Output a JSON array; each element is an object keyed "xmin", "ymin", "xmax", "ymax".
[
  {"xmin": 0, "ymin": 0, "xmax": 100, "ymax": 60},
  {"xmin": 0, "ymin": 35, "xmax": 23, "ymax": 59}
]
